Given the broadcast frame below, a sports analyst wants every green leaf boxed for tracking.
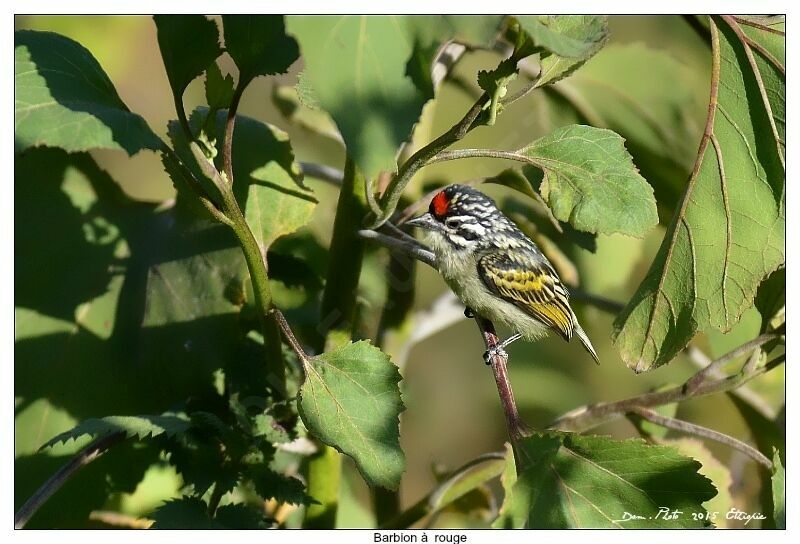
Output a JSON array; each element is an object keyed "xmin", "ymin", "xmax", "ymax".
[
  {"xmin": 516, "ymin": 15, "xmax": 608, "ymax": 60},
  {"xmin": 477, "ymin": 58, "xmax": 518, "ymax": 125},
  {"xmin": 444, "ymin": 15, "xmax": 504, "ymax": 45},
  {"xmin": 297, "ymin": 340, "xmax": 405, "ymax": 489},
  {"xmin": 754, "ymin": 267, "xmax": 785, "ymax": 332},
  {"xmin": 663, "ymin": 438, "xmax": 734, "ymax": 527},
  {"xmin": 205, "ymin": 61, "xmax": 235, "ymax": 111},
  {"xmin": 772, "ymin": 448, "xmax": 785, "ymax": 529},
  {"xmin": 524, "ymin": 16, "xmax": 609, "ymax": 87},
  {"xmin": 271, "ymin": 84, "xmax": 342, "ymax": 144},
  {"xmin": 287, "ymin": 16, "xmax": 428, "ymax": 179},
  {"xmin": 14, "ymin": 30, "xmax": 161, "ymax": 155},
  {"xmin": 222, "ymin": 15, "xmax": 298, "ymax": 83},
  {"xmin": 151, "ymin": 497, "xmax": 218, "ymax": 529},
  {"xmin": 561, "ymin": 43, "xmax": 707, "ymax": 218},
  {"xmin": 516, "ymin": 125, "xmax": 658, "ymax": 237},
  {"xmin": 497, "ymin": 432, "xmax": 716, "ymax": 528},
  {"xmin": 41, "ymin": 413, "xmax": 191, "ymax": 449},
  {"xmin": 153, "ymin": 16, "xmax": 223, "ymax": 104},
  {"xmin": 252, "ymin": 412, "xmax": 293, "ymax": 444},
  {"xmin": 248, "ymin": 465, "xmax": 316, "ymax": 506},
  {"xmin": 613, "ymin": 18, "xmax": 785, "ymax": 372},
  {"xmin": 215, "ymin": 503, "xmax": 270, "ymax": 529}
]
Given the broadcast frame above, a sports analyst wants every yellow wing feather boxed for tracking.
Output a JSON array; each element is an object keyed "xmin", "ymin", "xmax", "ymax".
[{"xmin": 479, "ymin": 252, "xmax": 574, "ymax": 339}]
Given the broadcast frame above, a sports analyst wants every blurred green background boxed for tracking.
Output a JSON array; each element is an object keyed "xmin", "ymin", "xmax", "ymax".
[{"xmin": 14, "ymin": 15, "xmax": 784, "ymax": 528}]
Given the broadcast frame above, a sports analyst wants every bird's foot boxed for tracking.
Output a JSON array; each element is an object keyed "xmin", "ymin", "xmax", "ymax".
[
  {"xmin": 464, "ymin": 307, "xmax": 475, "ymax": 319},
  {"xmin": 483, "ymin": 345, "xmax": 508, "ymax": 365}
]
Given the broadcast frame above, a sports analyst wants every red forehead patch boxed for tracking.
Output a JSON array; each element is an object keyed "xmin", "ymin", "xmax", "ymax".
[{"xmin": 431, "ymin": 191, "xmax": 450, "ymax": 218}]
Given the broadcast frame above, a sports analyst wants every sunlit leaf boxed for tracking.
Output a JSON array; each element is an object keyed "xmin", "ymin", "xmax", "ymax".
[
  {"xmin": 14, "ymin": 30, "xmax": 161, "ymax": 154},
  {"xmin": 496, "ymin": 432, "xmax": 716, "ymax": 528},
  {"xmin": 297, "ymin": 341, "xmax": 405, "ymax": 489},
  {"xmin": 516, "ymin": 125, "xmax": 658, "ymax": 237},
  {"xmin": 613, "ymin": 18, "xmax": 785, "ymax": 372}
]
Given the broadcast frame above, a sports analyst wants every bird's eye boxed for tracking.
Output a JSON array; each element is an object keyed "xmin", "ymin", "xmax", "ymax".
[{"xmin": 445, "ymin": 218, "xmax": 461, "ymax": 229}]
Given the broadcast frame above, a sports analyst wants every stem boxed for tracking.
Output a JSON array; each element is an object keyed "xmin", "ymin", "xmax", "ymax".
[
  {"xmin": 304, "ymin": 156, "xmax": 369, "ymax": 528},
  {"xmin": 629, "ymin": 408, "xmax": 772, "ymax": 469},
  {"xmin": 207, "ymin": 481, "xmax": 225, "ymax": 516},
  {"xmin": 304, "ymin": 443, "xmax": 342, "ymax": 528},
  {"xmin": 174, "ymin": 92, "xmax": 193, "ymax": 140},
  {"xmin": 15, "ymin": 432, "xmax": 125, "ymax": 529},
  {"xmin": 474, "ymin": 316, "xmax": 530, "ymax": 443},
  {"xmin": 370, "ymin": 93, "xmax": 489, "ymax": 228},
  {"xmin": 218, "ymin": 172, "xmax": 286, "ymax": 397},
  {"xmin": 272, "ymin": 308, "xmax": 310, "ymax": 365},
  {"xmin": 381, "ymin": 451, "xmax": 505, "ymax": 529},
  {"xmin": 430, "ymin": 148, "xmax": 533, "ymax": 166},
  {"xmin": 222, "ymin": 80, "xmax": 247, "ymax": 185},
  {"xmin": 317, "ymin": 157, "xmax": 369, "ymax": 344},
  {"xmin": 160, "ymin": 145, "xmax": 232, "ymax": 227}
]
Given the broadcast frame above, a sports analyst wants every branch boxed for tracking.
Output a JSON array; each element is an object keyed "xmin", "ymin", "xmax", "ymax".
[
  {"xmin": 357, "ymin": 229, "xmax": 437, "ymax": 268},
  {"xmin": 567, "ymin": 288, "xmax": 624, "ymax": 314},
  {"xmin": 629, "ymin": 407, "xmax": 773, "ymax": 470},
  {"xmin": 475, "ymin": 316, "xmax": 531, "ymax": 443},
  {"xmin": 551, "ymin": 346, "xmax": 785, "ymax": 432},
  {"xmin": 299, "ymin": 161, "xmax": 344, "ymax": 186},
  {"xmin": 731, "ymin": 15, "xmax": 785, "ymax": 36},
  {"xmin": 15, "ymin": 432, "xmax": 125, "ymax": 529}
]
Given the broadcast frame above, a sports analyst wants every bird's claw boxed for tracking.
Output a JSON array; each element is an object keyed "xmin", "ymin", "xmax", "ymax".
[{"xmin": 483, "ymin": 345, "xmax": 508, "ymax": 365}]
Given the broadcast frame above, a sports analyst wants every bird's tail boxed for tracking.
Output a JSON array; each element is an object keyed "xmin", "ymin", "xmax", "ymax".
[{"xmin": 574, "ymin": 322, "xmax": 600, "ymax": 365}]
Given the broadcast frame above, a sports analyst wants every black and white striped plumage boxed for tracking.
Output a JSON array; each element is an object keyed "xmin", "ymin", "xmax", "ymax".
[{"xmin": 406, "ymin": 184, "xmax": 598, "ymax": 363}]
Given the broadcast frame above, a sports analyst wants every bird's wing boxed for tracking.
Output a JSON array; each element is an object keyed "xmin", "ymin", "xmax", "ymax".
[{"xmin": 478, "ymin": 251, "xmax": 574, "ymax": 339}]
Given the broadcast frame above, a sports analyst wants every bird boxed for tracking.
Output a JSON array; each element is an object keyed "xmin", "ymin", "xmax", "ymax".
[{"xmin": 405, "ymin": 184, "xmax": 599, "ymax": 365}]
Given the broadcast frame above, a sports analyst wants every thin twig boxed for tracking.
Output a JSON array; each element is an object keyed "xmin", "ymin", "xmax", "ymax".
[
  {"xmin": 629, "ymin": 407, "xmax": 773, "ymax": 470},
  {"xmin": 684, "ymin": 333, "xmax": 777, "ymax": 393},
  {"xmin": 687, "ymin": 346, "xmax": 776, "ymax": 420},
  {"xmin": 15, "ymin": 432, "xmax": 126, "ymax": 529},
  {"xmin": 299, "ymin": 162, "xmax": 344, "ymax": 186}
]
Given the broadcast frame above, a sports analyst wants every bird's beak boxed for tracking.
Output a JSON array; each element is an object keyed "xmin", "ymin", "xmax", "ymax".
[{"xmin": 405, "ymin": 212, "xmax": 438, "ymax": 231}]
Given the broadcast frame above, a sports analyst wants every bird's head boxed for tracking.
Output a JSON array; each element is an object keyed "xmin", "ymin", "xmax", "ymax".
[{"xmin": 406, "ymin": 184, "xmax": 502, "ymax": 254}]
